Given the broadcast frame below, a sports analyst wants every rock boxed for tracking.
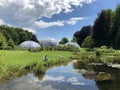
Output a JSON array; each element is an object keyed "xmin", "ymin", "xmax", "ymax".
[
  {"xmin": 82, "ymin": 70, "xmax": 96, "ymax": 79},
  {"xmin": 95, "ymin": 72, "xmax": 112, "ymax": 82}
]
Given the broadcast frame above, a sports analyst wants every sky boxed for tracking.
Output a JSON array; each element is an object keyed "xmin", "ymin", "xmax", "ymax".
[{"xmin": 0, "ymin": 0, "xmax": 120, "ymax": 41}]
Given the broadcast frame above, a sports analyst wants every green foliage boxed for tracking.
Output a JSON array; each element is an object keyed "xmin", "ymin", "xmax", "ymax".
[
  {"xmin": 0, "ymin": 50, "xmax": 73, "ymax": 80},
  {"xmin": 92, "ymin": 9, "xmax": 113, "ymax": 47},
  {"xmin": 0, "ymin": 53, "xmax": 8, "ymax": 75},
  {"xmin": 71, "ymin": 37, "xmax": 77, "ymax": 42},
  {"xmin": 100, "ymin": 46, "xmax": 108, "ymax": 49},
  {"xmin": 74, "ymin": 25, "xmax": 92, "ymax": 46},
  {"xmin": 95, "ymin": 51, "xmax": 101, "ymax": 57},
  {"xmin": 59, "ymin": 37, "xmax": 69, "ymax": 44},
  {"xmin": 41, "ymin": 45, "xmax": 80, "ymax": 52},
  {"xmin": 111, "ymin": 5, "xmax": 120, "ymax": 44},
  {"xmin": 43, "ymin": 46, "xmax": 55, "ymax": 51},
  {"xmin": 0, "ymin": 25, "xmax": 38, "ymax": 48},
  {"xmin": 0, "ymin": 32, "xmax": 7, "ymax": 49},
  {"xmin": 28, "ymin": 48, "xmax": 41, "ymax": 52},
  {"xmin": 65, "ymin": 44, "xmax": 80, "ymax": 52},
  {"xmin": 7, "ymin": 39, "xmax": 15, "ymax": 49},
  {"xmin": 73, "ymin": 4, "xmax": 120, "ymax": 49},
  {"xmin": 81, "ymin": 36, "xmax": 94, "ymax": 48}
]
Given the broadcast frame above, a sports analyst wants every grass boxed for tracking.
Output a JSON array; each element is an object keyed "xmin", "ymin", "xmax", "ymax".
[
  {"xmin": 1, "ymin": 50, "xmax": 72, "ymax": 66},
  {"xmin": 0, "ymin": 47, "xmax": 120, "ymax": 81},
  {"xmin": 0, "ymin": 50, "xmax": 73, "ymax": 81},
  {"xmin": 73, "ymin": 48, "xmax": 120, "ymax": 64}
]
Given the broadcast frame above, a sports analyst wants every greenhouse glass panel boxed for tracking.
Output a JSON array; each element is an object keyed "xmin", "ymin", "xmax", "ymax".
[
  {"xmin": 19, "ymin": 41, "xmax": 41, "ymax": 48},
  {"xmin": 65, "ymin": 42, "xmax": 80, "ymax": 48},
  {"xmin": 39, "ymin": 38, "xmax": 58, "ymax": 47}
]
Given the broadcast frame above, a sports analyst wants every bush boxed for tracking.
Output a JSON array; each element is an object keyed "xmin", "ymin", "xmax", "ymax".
[
  {"xmin": 81, "ymin": 36, "xmax": 94, "ymax": 48},
  {"xmin": 112, "ymin": 56, "xmax": 120, "ymax": 64},
  {"xmin": 95, "ymin": 51, "xmax": 101, "ymax": 58},
  {"xmin": 65, "ymin": 45, "xmax": 80, "ymax": 52},
  {"xmin": 29, "ymin": 48, "xmax": 41, "ymax": 52},
  {"xmin": 41, "ymin": 45, "xmax": 80, "ymax": 52},
  {"xmin": 100, "ymin": 46, "xmax": 107, "ymax": 49}
]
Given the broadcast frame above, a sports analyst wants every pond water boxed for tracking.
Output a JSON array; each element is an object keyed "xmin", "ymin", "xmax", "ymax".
[{"xmin": 0, "ymin": 61, "xmax": 120, "ymax": 90}]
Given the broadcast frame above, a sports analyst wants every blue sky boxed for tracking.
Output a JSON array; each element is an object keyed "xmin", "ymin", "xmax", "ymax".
[
  {"xmin": 35, "ymin": 0, "xmax": 120, "ymax": 41},
  {"xmin": 0, "ymin": 0, "xmax": 120, "ymax": 41}
]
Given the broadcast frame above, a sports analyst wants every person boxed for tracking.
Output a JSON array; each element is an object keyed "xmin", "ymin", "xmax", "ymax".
[{"xmin": 44, "ymin": 55, "xmax": 48, "ymax": 61}]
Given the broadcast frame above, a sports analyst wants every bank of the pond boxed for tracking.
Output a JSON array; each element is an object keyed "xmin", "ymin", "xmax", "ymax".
[{"xmin": 0, "ymin": 50, "xmax": 73, "ymax": 81}]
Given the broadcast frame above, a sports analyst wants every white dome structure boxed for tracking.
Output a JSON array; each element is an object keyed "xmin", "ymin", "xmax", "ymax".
[
  {"xmin": 65, "ymin": 42, "xmax": 80, "ymax": 48},
  {"xmin": 39, "ymin": 38, "xmax": 58, "ymax": 47},
  {"xmin": 19, "ymin": 41, "xmax": 41, "ymax": 49}
]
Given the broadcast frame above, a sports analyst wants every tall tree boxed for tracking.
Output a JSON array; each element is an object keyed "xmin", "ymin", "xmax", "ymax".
[
  {"xmin": 74, "ymin": 25, "xmax": 92, "ymax": 46},
  {"xmin": 111, "ymin": 5, "xmax": 120, "ymax": 49},
  {"xmin": 92, "ymin": 9, "xmax": 113, "ymax": 47}
]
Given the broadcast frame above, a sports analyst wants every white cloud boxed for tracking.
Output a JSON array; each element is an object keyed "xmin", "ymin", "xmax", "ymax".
[
  {"xmin": 67, "ymin": 77, "xmax": 85, "ymax": 86},
  {"xmin": 6, "ymin": 74, "xmax": 59, "ymax": 90},
  {"xmin": 22, "ymin": 27, "xmax": 36, "ymax": 33},
  {"xmin": 0, "ymin": 0, "xmax": 95, "ymax": 27},
  {"xmin": 0, "ymin": 19, "xmax": 5, "ymax": 25},
  {"xmin": 33, "ymin": 17, "xmax": 87, "ymax": 28},
  {"xmin": 34, "ymin": 20, "xmax": 64, "ymax": 28},
  {"xmin": 67, "ymin": 77, "xmax": 78, "ymax": 83},
  {"xmin": 66, "ymin": 17, "xmax": 87, "ymax": 25},
  {"xmin": 43, "ymin": 75, "xmax": 65, "ymax": 82}
]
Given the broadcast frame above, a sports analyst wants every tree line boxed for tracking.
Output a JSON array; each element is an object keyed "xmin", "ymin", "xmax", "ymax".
[
  {"xmin": 73, "ymin": 5, "xmax": 120, "ymax": 49},
  {"xmin": 0, "ymin": 25, "xmax": 38, "ymax": 49}
]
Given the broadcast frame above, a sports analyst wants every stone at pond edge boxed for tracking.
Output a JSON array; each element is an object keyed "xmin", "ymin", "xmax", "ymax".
[{"xmin": 95, "ymin": 72, "xmax": 113, "ymax": 82}]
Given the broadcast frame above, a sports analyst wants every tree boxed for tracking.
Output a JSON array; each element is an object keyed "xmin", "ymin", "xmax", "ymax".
[
  {"xmin": 92, "ymin": 9, "xmax": 113, "ymax": 47},
  {"xmin": 31, "ymin": 34, "xmax": 38, "ymax": 43},
  {"xmin": 74, "ymin": 25, "xmax": 92, "ymax": 46},
  {"xmin": 111, "ymin": 5, "xmax": 120, "ymax": 49},
  {"xmin": 0, "ymin": 32, "xmax": 7, "ymax": 49},
  {"xmin": 0, "ymin": 25, "xmax": 38, "ymax": 46},
  {"xmin": 71, "ymin": 37, "xmax": 77, "ymax": 42},
  {"xmin": 59, "ymin": 37, "xmax": 69, "ymax": 44},
  {"xmin": 7, "ymin": 39, "xmax": 15, "ymax": 49},
  {"xmin": 81, "ymin": 36, "xmax": 94, "ymax": 48}
]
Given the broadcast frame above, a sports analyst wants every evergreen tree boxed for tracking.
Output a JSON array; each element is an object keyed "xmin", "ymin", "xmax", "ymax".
[
  {"xmin": 111, "ymin": 5, "xmax": 120, "ymax": 49},
  {"xmin": 92, "ymin": 9, "xmax": 113, "ymax": 47}
]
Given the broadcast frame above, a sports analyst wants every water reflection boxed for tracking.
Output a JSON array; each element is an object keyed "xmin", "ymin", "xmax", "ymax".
[
  {"xmin": 40, "ymin": 62, "xmax": 97, "ymax": 90},
  {"xmin": 2, "ymin": 60, "xmax": 120, "ymax": 90},
  {"xmin": 0, "ymin": 59, "xmax": 120, "ymax": 90},
  {"xmin": 0, "ymin": 62, "xmax": 98, "ymax": 90},
  {"xmin": 0, "ymin": 74, "xmax": 59, "ymax": 90},
  {"xmin": 73, "ymin": 60, "xmax": 120, "ymax": 90}
]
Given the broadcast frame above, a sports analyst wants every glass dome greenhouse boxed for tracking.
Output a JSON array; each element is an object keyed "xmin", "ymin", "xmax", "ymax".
[
  {"xmin": 65, "ymin": 42, "xmax": 80, "ymax": 48},
  {"xmin": 39, "ymin": 38, "xmax": 58, "ymax": 47},
  {"xmin": 19, "ymin": 41, "xmax": 41, "ymax": 49}
]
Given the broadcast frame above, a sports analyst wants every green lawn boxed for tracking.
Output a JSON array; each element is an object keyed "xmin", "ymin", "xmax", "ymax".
[
  {"xmin": 0, "ymin": 50, "xmax": 73, "ymax": 80},
  {"xmin": 0, "ymin": 50, "xmax": 72, "ymax": 67}
]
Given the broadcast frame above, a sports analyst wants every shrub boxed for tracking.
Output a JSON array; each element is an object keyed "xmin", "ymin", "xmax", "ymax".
[
  {"xmin": 100, "ymin": 46, "xmax": 107, "ymax": 49},
  {"xmin": 81, "ymin": 36, "xmax": 94, "ymax": 48},
  {"xmin": 95, "ymin": 51, "xmax": 101, "ymax": 58}
]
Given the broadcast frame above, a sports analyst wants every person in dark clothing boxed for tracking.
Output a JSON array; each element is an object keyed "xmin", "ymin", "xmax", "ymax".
[{"xmin": 44, "ymin": 55, "xmax": 48, "ymax": 61}]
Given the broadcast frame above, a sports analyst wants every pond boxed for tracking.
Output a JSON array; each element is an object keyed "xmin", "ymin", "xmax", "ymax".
[{"xmin": 0, "ymin": 60, "xmax": 120, "ymax": 90}]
